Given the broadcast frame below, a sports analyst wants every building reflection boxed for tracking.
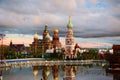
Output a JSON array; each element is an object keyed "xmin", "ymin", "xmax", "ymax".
[
  {"xmin": 63, "ymin": 66, "xmax": 78, "ymax": 80},
  {"xmin": 32, "ymin": 65, "xmax": 78, "ymax": 80},
  {"xmin": 52, "ymin": 65, "xmax": 59, "ymax": 80},
  {"xmin": 2, "ymin": 63, "xmax": 114, "ymax": 80},
  {"xmin": 42, "ymin": 66, "xmax": 50, "ymax": 80},
  {"xmin": 106, "ymin": 45, "xmax": 120, "ymax": 80},
  {"xmin": 33, "ymin": 66, "xmax": 39, "ymax": 77}
]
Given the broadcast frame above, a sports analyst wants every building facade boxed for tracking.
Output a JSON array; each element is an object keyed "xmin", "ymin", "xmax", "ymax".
[
  {"xmin": 112, "ymin": 45, "xmax": 120, "ymax": 54},
  {"xmin": 30, "ymin": 25, "xmax": 61, "ymax": 57},
  {"xmin": 9, "ymin": 40, "xmax": 25, "ymax": 54},
  {"xmin": 52, "ymin": 29, "xmax": 62, "ymax": 51}
]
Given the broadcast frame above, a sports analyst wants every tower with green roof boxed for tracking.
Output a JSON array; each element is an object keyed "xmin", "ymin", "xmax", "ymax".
[
  {"xmin": 43, "ymin": 24, "xmax": 49, "ymax": 40},
  {"xmin": 65, "ymin": 16, "xmax": 75, "ymax": 59},
  {"xmin": 67, "ymin": 16, "xmax": 73, "ymax": 28}
]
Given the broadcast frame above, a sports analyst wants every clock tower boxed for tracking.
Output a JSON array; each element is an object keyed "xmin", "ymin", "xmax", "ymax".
[{"xmin": 65, "ymin": 16, "xmax": 74, "ymax": 59}]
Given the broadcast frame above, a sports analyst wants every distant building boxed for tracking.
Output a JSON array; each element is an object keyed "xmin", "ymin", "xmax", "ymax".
[
  {"xmin": 112, "ymin": 45, "xmax": 120, "ymax": 54},
  {"xmin": 106, "ymin": 45, "xmax": 120, "ymax": 80},
  {"xmin": 9, "ymin": 41, "xmax": 25, "ymax": 54}
]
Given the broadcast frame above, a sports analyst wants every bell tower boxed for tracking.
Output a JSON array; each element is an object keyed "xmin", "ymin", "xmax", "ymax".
[{"xmin": 65, "ymin": 16, "xmax": 74, "ymax": 59}]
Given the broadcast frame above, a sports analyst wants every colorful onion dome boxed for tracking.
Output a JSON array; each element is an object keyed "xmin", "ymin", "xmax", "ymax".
[
  {"xmin": 54, "ymin": 29, "xmax": 59, "ymax": 33},
  {"xmin": 45, "ymin": 33, "xmax": 51, "ymax": 39},
  {"xmin": 67, "ymin": 16, "xmax": 73, "ymax": 28},
  {"xmin": 34, "ymin": 32, "xmax": 39, "ymax": 39}
]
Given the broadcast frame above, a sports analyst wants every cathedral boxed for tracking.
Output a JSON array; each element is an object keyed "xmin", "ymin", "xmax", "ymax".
[
  {"xmin": 30, "ymin": 16, "xmax": 79, "ymax": 59},
  {"xmin": 30, "ymin": 25, "xmax": 62, "ymax": 56}
]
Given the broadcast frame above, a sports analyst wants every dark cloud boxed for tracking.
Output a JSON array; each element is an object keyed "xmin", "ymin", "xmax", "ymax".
[
  {"xmin": 106, "ymin": 0, "xmax": 120, "ymax": 6},
  {"xmin": 0, "ymin": 0, "xmax": 120, "ymax": 39},
  {"xmin": 0, "ymin": 0, "xmax": 40, "ymax": 14}
]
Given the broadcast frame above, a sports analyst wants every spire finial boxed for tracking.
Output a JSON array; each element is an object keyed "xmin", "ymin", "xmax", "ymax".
[
  {"xmin": 45, "ymin": 24, "xmax": 48, "ymax": 26},
  {"xmin": 69, "ymin": 16, "xmax": 71, "ymax": 22}
]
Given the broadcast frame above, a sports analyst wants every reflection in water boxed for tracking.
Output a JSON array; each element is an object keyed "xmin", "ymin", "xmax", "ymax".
[
  {"xmin": 63, "ymin": 66, "xmax": 78, "ymax": 80},
  {"xmin": 33, "ymin": 66, "xmax": 38, "ymax": 77},
  {"xmin": 52, "ymin": 65, "xmax": 58, "ymax": 80},
  {"xmin": 3, "ymin": 64, "xmax": 113, "ymax": 80},
  {"xmin": 42, "ymin": 66, "xmax": 50, "ymax": 80}
]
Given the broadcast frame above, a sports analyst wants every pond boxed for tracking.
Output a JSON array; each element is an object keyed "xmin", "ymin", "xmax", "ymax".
[{"xmin": 2, "ymin": 64, "xmax": 113, "ymax": 80}]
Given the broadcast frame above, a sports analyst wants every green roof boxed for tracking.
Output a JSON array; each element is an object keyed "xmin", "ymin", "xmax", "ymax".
[
  {"xmin": 45, "ymin": 25, "xmax": 48, "ymax": 31},
  {"xmin": 67, "ymin": 16, "xmax": 73, "ymax": 28}
]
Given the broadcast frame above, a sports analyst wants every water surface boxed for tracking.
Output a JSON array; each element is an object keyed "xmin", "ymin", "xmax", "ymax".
[{"xmin": 3, "ymin": 64, "xmax": 113, "ymax": 80}]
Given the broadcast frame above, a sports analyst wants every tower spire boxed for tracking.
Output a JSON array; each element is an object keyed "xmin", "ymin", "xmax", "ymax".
[
  {"xmin": 10, "ymin": 40, "xmax": 12, "ymax": 46},
  {"xmin": 69, "ymin": 16, "xmax": 71, "ymax": 22}
]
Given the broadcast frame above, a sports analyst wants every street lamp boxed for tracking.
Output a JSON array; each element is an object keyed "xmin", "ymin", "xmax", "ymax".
[
  {"xmin": 0, "ymin": 33, "xmax": 5, "ymax": 80},
  {"xmin": 0, "ymin": 34, "xmax": 5, "ymax": 62}
]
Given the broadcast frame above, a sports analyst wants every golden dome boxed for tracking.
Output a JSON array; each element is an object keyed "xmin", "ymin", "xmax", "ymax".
[
  {"xmin": 54, "ymin": 29, "xmax": 59, "ymax": 33},
  {"xmin": 34, "ymin": 32, "xmax": 39, "ymax": 39}
]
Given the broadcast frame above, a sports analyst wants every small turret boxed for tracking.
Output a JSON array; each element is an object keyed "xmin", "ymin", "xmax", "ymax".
[
  {"xmin": 43, "ymin": 24, "xmax": 49, "ymax": 40},
  {"xmin": 34, "ymin": 32, "xmax": 39, "ymax": 40},
  {"xmin": 10, "ymin": 40, "xmax": 13, "ymax": 47}
]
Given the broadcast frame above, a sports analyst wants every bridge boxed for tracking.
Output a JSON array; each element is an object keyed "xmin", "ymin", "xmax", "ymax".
[{"xmin": 0, "ymin": 58, "xmax": 107, "ymax": 70}]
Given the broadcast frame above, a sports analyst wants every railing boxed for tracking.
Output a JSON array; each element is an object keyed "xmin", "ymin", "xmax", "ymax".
[{"xmin": 0, "ymin": 59, "xmax": 107, "ymax": 70}]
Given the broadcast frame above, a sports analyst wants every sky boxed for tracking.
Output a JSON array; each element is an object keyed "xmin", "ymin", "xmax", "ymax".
[{"xmin": 0, "ymin": 0, "xmax": 120, "ymax": 48}]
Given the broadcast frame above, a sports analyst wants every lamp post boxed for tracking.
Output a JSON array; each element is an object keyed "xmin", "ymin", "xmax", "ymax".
[
  {"xmin": 0, "ymin": 33, "xmax": 5, "ymax": 80},
  {"xmin": 0, "ymin": 34, "xmax": 5, "ymax": 61}
]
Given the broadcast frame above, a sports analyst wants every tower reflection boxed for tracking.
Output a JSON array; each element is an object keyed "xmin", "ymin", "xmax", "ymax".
[
  {"xmin": 33, "ymin": 66, "xmax": 38, "ymax": 77},
  {"xmin": 52, "ymin": 65, "xmax": 59, "ymax": 80},
  {"xmin": 38, "ymin": 65, "xmax": 78, "ymax": 80},
  {"xmin": 63, "ymin": 66, "xmax": 78, "ymax": 80},
  {"xmin": 32, "ymin": 65, "xmax": 78, "ymax": 80},
  {"xmin": 42, "ymin": 66, "xmax": 50, "ymax": 80}
]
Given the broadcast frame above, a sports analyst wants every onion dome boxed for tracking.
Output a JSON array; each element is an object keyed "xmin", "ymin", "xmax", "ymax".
[
  {"xmin": 54, "ymin": 29, "xmax": 59, "ymax": 33},
  {"xmin": 34, "ymin": 32, "xmax": 39, "ymax": 39},
  {"xmin": 44, "ymin": 24, "xmax": 48, "ymax": 31},
  {"xmin": 45, "ymin": 33, "xmax": 51, "ymax": 39},
  {"xmin": 67, "ymin": 16, "xmax": 73, "ymax": 28}
]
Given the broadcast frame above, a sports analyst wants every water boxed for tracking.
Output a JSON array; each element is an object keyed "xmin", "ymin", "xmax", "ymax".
[{"xmin": 2, "ymin": 65, "xmax": 113, "ymax": 80}]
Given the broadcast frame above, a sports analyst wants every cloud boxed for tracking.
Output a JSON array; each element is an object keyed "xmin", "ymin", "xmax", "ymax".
[{"xmin": 0, "ymin": 0, "xmax": 120, "ymax": 39}]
